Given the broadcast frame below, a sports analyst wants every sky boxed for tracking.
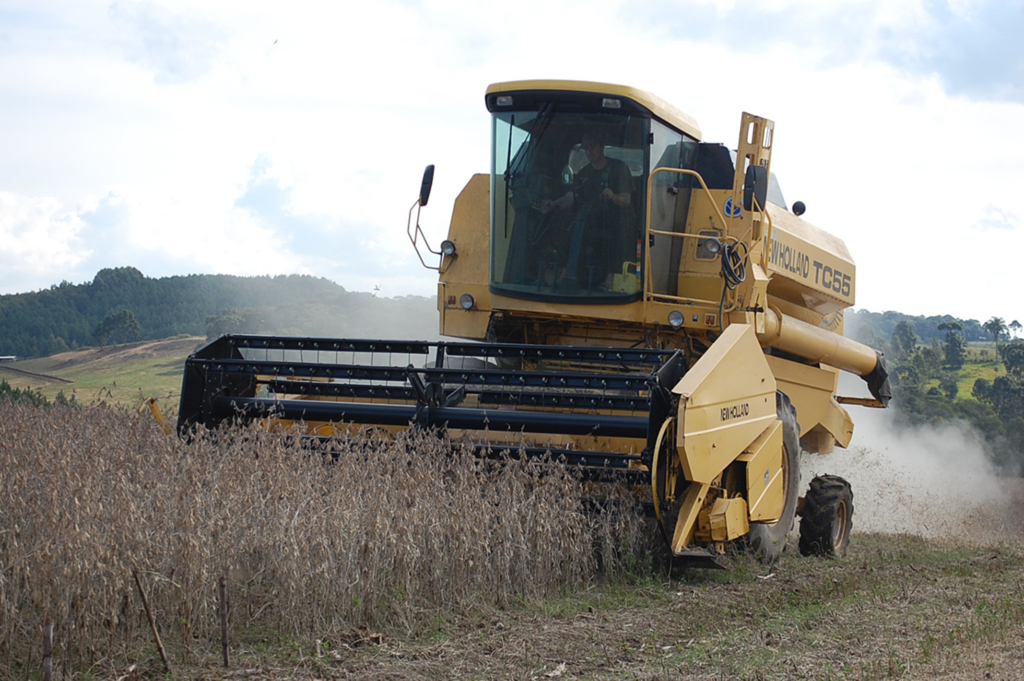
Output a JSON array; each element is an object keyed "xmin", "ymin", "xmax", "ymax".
[{"xmin": 1, "ymin": 0, "xmax": 1022, "ymax": 322}]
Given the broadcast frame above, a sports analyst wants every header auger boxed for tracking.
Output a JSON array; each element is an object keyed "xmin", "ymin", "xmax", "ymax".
[{"xmin": 178, "ymin": 80, "xmax": 889, "ymax": 566}]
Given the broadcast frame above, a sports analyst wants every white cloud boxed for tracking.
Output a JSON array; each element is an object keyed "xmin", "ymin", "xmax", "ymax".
[
  {"xmin": 0, "ymin": 0, "xmax": 1020, "ymax": 322},
  {"xmin": 108, "ymin": 0, "xmax": 225, "ymax": 84},
  {"xmin": 0, "ymin": 191, "xmax": 90, "ymax": 289},
  {"xmin": 971, "ymin": 205, "xmax": 1021, "ymax": 232}
]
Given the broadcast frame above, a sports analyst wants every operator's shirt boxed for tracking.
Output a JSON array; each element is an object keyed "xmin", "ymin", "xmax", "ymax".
[
  {"xmin": 571, "ymin": 157, "xmax": 635, "ymax": 275},
  {"xmin": 572, "ymin": 157, "xmax": 632, "ymax": 209}
]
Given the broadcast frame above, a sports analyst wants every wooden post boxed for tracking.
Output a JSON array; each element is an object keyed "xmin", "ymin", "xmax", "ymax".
[
  {"xmin": 42, "ymin": 623, "xmax": 53, "ymax": 681},
  {"xmin": 132, "ymin": 569, "xmax": 172, "ymax": 675},
  {"xmin": 219, "ymin": 574, "xmax": 230, "ymax": 668}
]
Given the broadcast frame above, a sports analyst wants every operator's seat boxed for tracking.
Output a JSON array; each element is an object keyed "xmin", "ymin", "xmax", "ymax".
[{"xmin": 693, "ymin": 144, "xmax": 735, "ymax": 189}]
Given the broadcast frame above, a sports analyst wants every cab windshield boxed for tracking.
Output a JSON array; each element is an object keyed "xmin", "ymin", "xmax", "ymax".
[{"xmin": 490, "ymin": 106, "xmax": 648, "ymax": 303}]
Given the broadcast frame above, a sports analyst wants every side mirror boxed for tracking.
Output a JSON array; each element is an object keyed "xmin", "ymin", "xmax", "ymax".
[
  {"xmin": 743, "ymin": 164, "xmax": 768, "ymax": 212},
  {"xmin": 419, "ymin": 165, "xmax": 435, "ymax": 207}
]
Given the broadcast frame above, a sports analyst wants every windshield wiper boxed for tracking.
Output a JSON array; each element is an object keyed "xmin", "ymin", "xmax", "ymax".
[{"xmin": 503, "ymin": 103, "xmax": 555, "ymax": 238}]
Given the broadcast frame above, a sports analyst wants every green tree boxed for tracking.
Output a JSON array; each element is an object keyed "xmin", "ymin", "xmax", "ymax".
[
  {"xmin": 1010, "ymin": 320, "xmax": 1022, "ymax": 339},
  {"xmin": 983, "ymin": 316, "xmax": 1008, "ymax": 344},
  {"xmin": 987, "ymin": 375, "xmax": 1024, "ymax": 422},
  {"xmin": 973, "ymin": 377, "xmax": 992, "ymax": 402},
  {"xmin": 999, "ymin": 340, "xmax": 1024, "ymax": 376},
  {"xmin": 910, "ymin": 344, "xmax": 943, "ymax": 380},
  {"xmin": 890, "ymin": 320, "xmax": 918, "ymax": 363},
  {"xmin": 938, "ymin": 321, "xmax": 965, "ymax": 369},
  {"xmin": 939, "ymin": 372, "xmax": 959, "ymax": 399},
  {"xmin": 92, "ymin": 266, "xmax": 145, "ymax": 289},
  {"xmin": 205, "ymin": 307, "xmax": 262, "ymax": 340},
  {"xmin": 0, "ymin": 379, "xmax": 48, "ymax": 406},
  {"xmin": 93, "ymin": 309, "xmax": 141, "ymax": 347}
]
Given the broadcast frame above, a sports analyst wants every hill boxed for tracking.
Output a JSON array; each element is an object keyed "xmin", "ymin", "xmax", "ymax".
[
  {"xmin": 0, "ymin": 336, "xmax": 203, "ymax": 409},
  {"xmin": 0, "ymin": 267, "xmax": 439, "ymax": 359}
]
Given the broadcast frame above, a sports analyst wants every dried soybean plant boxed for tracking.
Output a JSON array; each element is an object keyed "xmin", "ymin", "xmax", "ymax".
[{"xmin": 0, "ymin": 401, "xmax": 645, "ymax": 677}]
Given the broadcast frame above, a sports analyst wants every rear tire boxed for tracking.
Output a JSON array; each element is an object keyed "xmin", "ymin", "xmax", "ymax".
[
  {"xmin": 746, "ymin": 392, "xmax": 800, "ymax": 563},
  {"xmin": 799, "ymin": 475, "xmax": 854, "ymax": 557}
]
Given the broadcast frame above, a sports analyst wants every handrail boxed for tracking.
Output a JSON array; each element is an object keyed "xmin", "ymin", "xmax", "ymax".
[
  {"xmin": 647, "ymin": 291, "xmax": 725, "ymax": 307},
  {"xmin": 732, "ymin": 193, "xmax": 774, "ymax": 272},
  {"xmin": 642, "ymin": 167, "xmax": 742, "ymax": 316}
]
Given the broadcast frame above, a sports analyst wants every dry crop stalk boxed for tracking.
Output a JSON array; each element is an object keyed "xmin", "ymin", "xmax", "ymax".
[
  {"xmin": 0, "ymin": 402, "xmax": 646, "ymax": 674},
  {"xmin": 132, "ymin": 569, "xmax": 171, "ymax": 675}
]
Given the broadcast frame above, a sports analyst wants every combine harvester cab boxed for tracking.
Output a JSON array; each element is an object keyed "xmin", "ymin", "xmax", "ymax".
[{"xmin": 179, "ymin": 80, "xmax": 890, "ymax": 566}]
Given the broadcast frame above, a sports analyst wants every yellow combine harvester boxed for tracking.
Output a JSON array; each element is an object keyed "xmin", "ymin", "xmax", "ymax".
[{"xmin": 178, "ymin": 80, "xmax": 889, "ymax": 565}]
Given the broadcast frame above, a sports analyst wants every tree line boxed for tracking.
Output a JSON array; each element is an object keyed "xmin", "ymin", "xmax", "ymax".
[
  {"xmin": 846, "ymin": 309, "xmax": 1022, "ymax": 349},
  {"xmin": 4, "ymin": 269, "xmax": 1019, "ymax": 469},
  {"xmin": 848, "ymin": 311, "xmax": 1024, "ymax": 473},
  {"xmin": 0, "ymin": 267, "xmax": 440, "ymax": 359}
]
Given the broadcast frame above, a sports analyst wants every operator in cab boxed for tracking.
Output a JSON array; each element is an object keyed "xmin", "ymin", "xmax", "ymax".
[{"xmin": 541, "ymin": 132, "xmax": 634, "ymax": 290}]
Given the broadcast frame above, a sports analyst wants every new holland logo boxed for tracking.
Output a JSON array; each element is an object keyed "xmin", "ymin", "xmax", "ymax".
[
  {"xmin": 723, "ymin": 197, "xmax": 741, "ymax": 218},
  {"xmin": 720, "ymin": 402, "xmax": 750, "ymax": 421}
]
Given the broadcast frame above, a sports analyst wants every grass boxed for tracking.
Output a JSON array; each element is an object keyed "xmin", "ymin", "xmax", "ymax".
[
  {"xmin": 919, "ymin": 342, "xmax": 1005, "ymax": 399},
  {"xmin": 308, "ymin": 535, "xmax": 1024, "ymax": 680},
  {"xmin": 0, "ymin": 337, "xmax": 200, "ymax": 408},
  {"xmin": 956, "ymin": 343, "xmax": 1004, "ymax": 395}
]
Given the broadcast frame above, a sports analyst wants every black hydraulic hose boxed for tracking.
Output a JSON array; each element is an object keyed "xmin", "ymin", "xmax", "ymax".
[
  {"xmin": 721, "ymin": 240, "xmax": 747, "ymax": 290},
  {"xmin": 717, "ymin": 241, "xmax": 748, "ymax": 332}
]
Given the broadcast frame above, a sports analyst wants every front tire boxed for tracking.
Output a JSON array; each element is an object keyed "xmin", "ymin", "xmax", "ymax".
[
  {"xmin": 799, "ymin": 475, "xmax": 854, "ymax": 557},
  {"xmin": 746, "ymin": 392, "xmax": 800, "ymax": 563}
]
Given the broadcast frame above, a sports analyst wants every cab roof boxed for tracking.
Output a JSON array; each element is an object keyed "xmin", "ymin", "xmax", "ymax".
[{"xmin": 486, "ymin": 80, "xmax": 702, "ymax": 140}]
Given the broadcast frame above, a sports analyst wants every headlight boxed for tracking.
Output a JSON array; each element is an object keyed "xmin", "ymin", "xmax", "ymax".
[
  {"xmin": 702, "ymin": 237, "xmax": 721, "ymax": 255},
  {"xmin": 459, "ymin": 293, "xmax": 475, "ymax": 310},
  {"xmin": 668, "ymin": 310, "xmax": 684, "ymax": 328},
  {"xmin": 440, "ymin": 240, "xmax": 457, "ymax": 256}
]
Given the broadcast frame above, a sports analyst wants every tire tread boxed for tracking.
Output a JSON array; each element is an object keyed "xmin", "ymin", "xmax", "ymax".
[{"xmin": 799, "ymin": 474, "xmax": 854, "ymax": 557}]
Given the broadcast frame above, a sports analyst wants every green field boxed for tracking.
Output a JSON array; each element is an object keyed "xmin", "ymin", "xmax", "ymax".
[
  {"xmin": 919, "ymin": 342, "xmax": 1005, "ymax": 398},
  {"xmin": 0, "ymin": 336, "xmax": 202, "ymax": 411}
]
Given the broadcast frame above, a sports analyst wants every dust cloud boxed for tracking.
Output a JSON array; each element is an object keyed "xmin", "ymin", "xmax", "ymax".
[{"xmin": 801, "ymin": 406, "xmax": 1023, "ymax": 546}]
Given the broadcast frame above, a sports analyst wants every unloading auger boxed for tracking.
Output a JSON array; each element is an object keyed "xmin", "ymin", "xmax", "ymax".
[{"xmin": 178, "ymin": 80, "xmax": 889, "ymax": 565}]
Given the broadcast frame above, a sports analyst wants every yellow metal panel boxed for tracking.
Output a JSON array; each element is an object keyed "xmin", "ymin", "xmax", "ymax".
[
  {"xmin": 820, "ymin": 399, "xmax": 854, "ymax": 449},
  {"xmin": 674, "ymin": 190, "xmax": 730, "ymax": 303},
  {"xmin": 643, "ymin": 299, "xmax": 722, "ymax": 332},
  {"xmin": 764, "ymin": 204, "xmax": 856, "ymax": 314},
  {"xmin": 489, "ymin": 293, "xmax": 646, "ymax": 325},
  {"xmin": 439, "ymin": 174, "xmax": 490, "ymax": 288},
  {"xmin": 673, "ymin": 324, "xmax": 777, "ymax": 484},
  {"xmin": 704, "ymin": 497, "xmax": 750, "ymax": 541},
  {"xmin": 804, "ymin": 426, "xmax": 837, "ymax": 455},
  {"xmin": 766, "ymin": 355, "xmax": 832, "ymax": 425},
  {"xmin": 671, "ymin": 482, "xmax": 710, "ymax": 553},
  {"xmin": 765, "ymin": 354, "xmax": 853, "ymax": 449},
  {"xmin": 439, "ymin": 283, "xmax": 492, "ymax": 340},
  {"xmin": 486, "ymin": 80, "xmax": 702, "ymax": 140},
  {"xmin": 437, "ymin": 174, "xmax": 493, "ymax": 340},
  {"xmin": 736, "ymin": 421, "xmax": 783, "ymax": 521}
]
